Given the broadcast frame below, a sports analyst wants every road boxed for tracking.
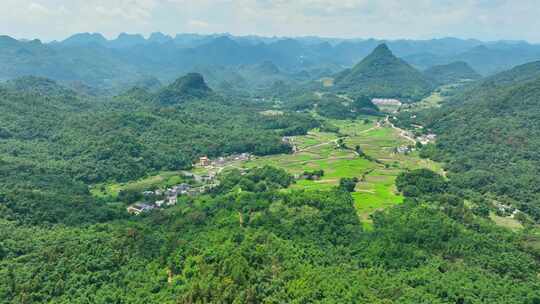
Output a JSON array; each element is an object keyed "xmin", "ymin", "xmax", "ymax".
[{"xmin": 385, "ymin": 116, "xmax": 416, "ymax": 143}]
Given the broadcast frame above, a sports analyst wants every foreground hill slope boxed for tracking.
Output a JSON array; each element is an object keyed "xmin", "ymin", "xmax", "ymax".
[
  {"xmin": 335, "ymin": 44, "xmax": 434, "ymax": 99},
  {"xmin": 405, "ymin": 61, "xmax": 540, "ymax": 219}
]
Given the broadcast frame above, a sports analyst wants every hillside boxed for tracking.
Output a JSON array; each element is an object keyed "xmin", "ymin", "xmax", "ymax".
[
  {"xmin": 424, "ymin": 61, "xmax": 481, "ymax": 85},
  {"xmin": 0, "ymin": 75, "xmax": 319, "ymax": 224},
  {"xmin": 335, "ymin": 44, "xmax": 434, "ymax": 99},
  {"xmin": 481, "ymin": 60, "xmax": 540, "ymax": 87},
  {"xmin": 155, "ymin": 73, "xmax": 212, "ymax": 105},
  {"xmin": 400, "ymin": 61, "xmax": 540, "ymax": 220}
]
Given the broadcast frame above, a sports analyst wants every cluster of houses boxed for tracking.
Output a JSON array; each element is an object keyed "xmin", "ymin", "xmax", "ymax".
[
  {"xmin": 198, "ymin": 153, "xmax": 252, "ymax": 168},
  {"xmin": 393, "ymin": 132, "xmax": 437, "ymax": 155},
  {"xmin": 417, "ymin": 133, "xmax": 437, "ymax": 145},
  {"xmin": 282, "ymin": 137, "xmax": 298, "ymax": 153},
  {"xmin": 127, "ymin": 183, "xmax": 195, "ymax": 215},
  {"xmin": 493, "ymin": 201, "xmax": 522, "ymax": 218},
  {"xmin": 372, "ymin": 98, "xmax": 402, "ymax": 106},
  {"xmin": 396, "ymin": 146, "xmax": 414, "ymax": 154},
  {"xmin": 125, "ymin": 153, "xmax": 256, "ymax": 215},
  {"xmin": 127, "ymin": 176, "xmax": 219, "ymax": 215}
]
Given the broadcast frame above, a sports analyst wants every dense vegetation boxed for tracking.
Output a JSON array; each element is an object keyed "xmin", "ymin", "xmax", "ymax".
[
  {"xmin": 335, "ymin": 44, "xmax": 434, "ymax": 100},
  {"xmin": 282, "ymin": 93, "xmax": 380, "ymax": 119},
  {"xmin": 396, "ymin": 61, "xmax": 540, "ymax": 220},
  {"xmin": 0, "ymin": 75, "xmax": 318, "ymax": 224},
  {"xmin": 1, "ymin": 167, "xmax": 539, "ymax": 303},
  {"xmin": 423, "ymin": 61, "xmax": 481, "ymax": 85}
]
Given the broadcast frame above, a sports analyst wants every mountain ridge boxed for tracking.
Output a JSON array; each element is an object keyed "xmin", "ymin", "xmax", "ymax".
[{"xmin": 335, "ymin": 43, "xmax": 434, "ymax": 99}]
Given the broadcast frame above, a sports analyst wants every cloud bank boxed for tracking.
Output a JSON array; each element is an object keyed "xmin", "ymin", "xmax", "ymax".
[{"xmin": 1, "ymin": 0, "xmax": 538, "ymax": 42}]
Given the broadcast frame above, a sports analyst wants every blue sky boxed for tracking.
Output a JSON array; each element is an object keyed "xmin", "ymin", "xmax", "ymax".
[{"xmin": 2, "ymin": 0, "xmax": 539, "ymax": 42}]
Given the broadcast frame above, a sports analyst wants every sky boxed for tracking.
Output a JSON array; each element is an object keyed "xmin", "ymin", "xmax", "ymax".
[{"xmin": 2, "ymin": 0, "xmax": 540, "ymax": 43}]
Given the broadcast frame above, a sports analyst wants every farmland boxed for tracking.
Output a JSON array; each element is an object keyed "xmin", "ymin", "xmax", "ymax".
[
  {"xmin": 89, "ymin": 114, "xmax": 443, "ymax": 226},
  {"xmin": 242, "ymin": 117, "xmax": 443, "ymax": 225}
]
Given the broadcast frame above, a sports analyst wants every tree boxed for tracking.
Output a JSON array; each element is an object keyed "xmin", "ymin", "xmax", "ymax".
[
  {"xmin": 355, "ymin": 145, "xmax": 365, "ymax": 156},
  {"xmin": 118, "ymin": 189, "xmax": 143, "ymax": 204},
  {"xmin": 337, "ymin": 138, "xmax": 347, "ymax": 149},
  {"xmin": 339, "ymin": 177, "xmax": 359, "ymax": 192}
]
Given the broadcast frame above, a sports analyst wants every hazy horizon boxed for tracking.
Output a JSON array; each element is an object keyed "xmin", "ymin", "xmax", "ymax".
[
  {"xmin": 2, "ymin": 0, "xmax": 540, "ymax": 43},
  {"xmin": 6, "ymin": 31, "xmax": 539, "ymax": 45}
]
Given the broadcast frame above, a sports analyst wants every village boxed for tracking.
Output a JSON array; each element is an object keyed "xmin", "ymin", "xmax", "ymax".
[
  {"xmin": 125, "ymin": 112, "xmax": 438, "ymax": 215},
  {"xmin": 127, "ymin": 153, "xmax": 252, "ymax": 215}
]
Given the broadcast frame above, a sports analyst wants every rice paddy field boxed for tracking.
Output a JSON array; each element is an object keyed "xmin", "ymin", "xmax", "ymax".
[{"xmin": 242, "ymin": 117, "xmax": 444, "ymax": 225}]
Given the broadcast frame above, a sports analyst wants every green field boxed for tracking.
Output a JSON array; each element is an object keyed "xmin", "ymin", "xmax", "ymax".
[
  {"xmin": 90, "ymin": 171, "xmax": 186, "ymax": 198},
  {"xmin": 243, "ymin": 118, "xmax": 443, "ymax": 223}
]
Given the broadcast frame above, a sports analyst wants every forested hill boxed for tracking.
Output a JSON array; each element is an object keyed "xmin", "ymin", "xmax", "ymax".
[
  {"xmin": 1, "ymin": 160, "xmax": 539, "ymax": 302},
  {"xmin": 155, "ymin": 73, "xmax": 212, "ymax": 105},
  {"xmin": 0, "ymin": 75, "xmax": 319, "ymax": 224},
  {"xmin": 423, "ymin": 61, "xmax": 481, "ymax": 85},
  {"xmin": 400, "ymin": 61, "xmax": 540, "ymax": 219},
  {"xmin": 335, "ymin": 44, "xmax": 434, "ymax": 100},
  {"xmin": 480, "ymin": 60, "xmax": 540, "ymax": 87}
]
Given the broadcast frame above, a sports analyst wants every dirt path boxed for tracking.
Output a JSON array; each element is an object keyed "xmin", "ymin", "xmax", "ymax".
[
  {"xmin": 385, "ymin": 116, "xmax": 416, "ymax": 143},
  {"xmin": 296, "ymin": 138, "xmax": 340, "ymax": 153}
]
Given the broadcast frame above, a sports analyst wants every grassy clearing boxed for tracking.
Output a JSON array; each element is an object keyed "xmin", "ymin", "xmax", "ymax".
[
  {"xmin": 523, "ymin": 227, "xmax": 540, "ymax": 254},
  {"xmin": 402, "ymin": 84, "xmax": 458, "ymax": 112},
  {"xmin": 320, "ymin": 77, "xmax": 334, "ymax": 87},
  {"xmin": 90, "ymin": 171, "xmax": 186, "ymax": 198},
  {"xmin": 490, "ymin": 213, "xmax": 524, "ymax": 231}
]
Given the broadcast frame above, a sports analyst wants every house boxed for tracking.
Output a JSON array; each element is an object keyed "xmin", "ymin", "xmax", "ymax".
[
  {"xmin": 418, "ymin": 133, "xmax": 437, "ymax": 145},
  {"xmin": 214, "ymin": 157, "xmax": 226, "ymax": 166},
  {"xmin": 372, "ymin": 98, "xmax": 402, "ymax": 106},
  {"xmin": 199, "ymin": 156, "xmax": 211, "ymax": 167},
  {"xmin": 155, "ymin": 200, "xmax": 166, "ymax": 208},
  {"xmin": 187, "ymin": 187, "xmax": 205, "ymax": 196},
  {"xmin": 142, "ymin": 191, "xmax": 154, "ymax": 196},
  {"xmin": 164, "ymin": 189, "xmax": 177, "ymax": 197},
  {"xmin": 167, "ymin": 196, "xmax": 178, "ymax": 206},
  {"xmin": 396, "ymin": 146, "xmax": 411, "ymax": 154},
  {"xmin": 200, "ymin": 175, "xmax": 213, "ymax": 183},
  {"xmin": 173, "ymin": 183, "xmax": 191, "ymax": 194},
  {"xmin": 127, "ymin": 203, "xmax": 155, "ymax": 215}
]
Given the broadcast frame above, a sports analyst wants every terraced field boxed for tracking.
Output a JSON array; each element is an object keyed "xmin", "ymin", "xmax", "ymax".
[{"xmin": 243, "ymin": 117, "xmax": 443, "ymax": 226}]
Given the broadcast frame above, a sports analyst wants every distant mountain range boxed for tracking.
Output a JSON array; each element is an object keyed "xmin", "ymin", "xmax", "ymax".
[{"xmin": 1, "ymin": 32, "xmax": 540, "ymax": 92}]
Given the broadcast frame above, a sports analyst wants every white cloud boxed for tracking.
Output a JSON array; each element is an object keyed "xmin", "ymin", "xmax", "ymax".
[
  {"xmin": 0, "ymin": 0, "xmax": 539, "ymax": 42},
  {"xmin": 188, "ymin": 20, "xmax": 210, "ymax": 28},
  {"xmin": 28, "ymin": 2, "xmax": 53, "ymax": 15}
]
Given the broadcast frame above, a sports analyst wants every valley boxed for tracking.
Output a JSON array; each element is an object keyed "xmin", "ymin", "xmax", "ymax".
[
  {"xmin": 244, "ymin": 117, "xmax": 442, "ymax": 225},
  {"xmin": 93, "ymin": 109, "xmax": 443, "ymax": 229},
  {"xmin": 2, "ymin": 22, "xmax": 540, "ymax": 301}
]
